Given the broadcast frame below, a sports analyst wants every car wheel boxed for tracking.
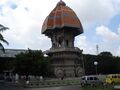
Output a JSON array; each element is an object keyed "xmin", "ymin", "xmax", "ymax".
[
  {"xmin": 81, "ymin": 83, "xmax": 85, "ymax": 87},
  {"xmin": 91, "ymin": 84, "xmax": 95, "ymax": 87}
]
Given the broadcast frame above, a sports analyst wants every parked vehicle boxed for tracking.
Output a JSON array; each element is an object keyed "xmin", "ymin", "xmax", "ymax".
[
  {"xmin": 106, "ymin": 74, "xmax": 120, "ymax": 84},
  {"xmin": 80, "ymin": 75, "xmax": 103, "ymax": 87},
  {"xmin": 113, "ymin": 85, "xmax": 120, "ymax": 90}
]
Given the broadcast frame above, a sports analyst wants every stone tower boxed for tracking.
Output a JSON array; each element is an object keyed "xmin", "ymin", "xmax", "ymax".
[{"xmin": 41, "ymin": 0, "xmax": 84, "ymax": 78}]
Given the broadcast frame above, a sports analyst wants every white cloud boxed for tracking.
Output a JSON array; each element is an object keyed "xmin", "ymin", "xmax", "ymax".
[
  {"xmin": 0, "ymin": 0, "xmax": 120, "ymax": 56},
  {"xmin": 96, "ymin": 25, "xmax": 120, "ymax": 56},
  {"xmin": 96, "ymin": 25, "xmax": 120, "ymax": 42},
  {"xmin": 0, "ymin": 0, "xmax": 54, "ymax": 50},
  {"xmin": 75, "ymin": 35, "xmax": 96, "ymax": 54},
  {"xmin": 68, "ymin": 0, "xmax": 120, "ymax": 26},
  {"xmin": 118, "ymin": 25, "xmax": 120, "ymax": 35},
  {"xmin": 116, "ymin": 46, "xmax": 120, "ymax": 56}
]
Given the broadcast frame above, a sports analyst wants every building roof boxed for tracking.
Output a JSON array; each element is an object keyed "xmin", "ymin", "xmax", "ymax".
[
  {"xmin": 0, "ymin": 49, "xmax": 26, "ymax": 58},
  {"xmin": 41, "ymin": 0, "xmax": 83, "ymax": 36}
]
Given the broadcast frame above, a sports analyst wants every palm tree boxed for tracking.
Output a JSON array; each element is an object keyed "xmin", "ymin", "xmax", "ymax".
[{"xmin": 0, "ymin": 24, "xmax": 9, "ymax": 53}]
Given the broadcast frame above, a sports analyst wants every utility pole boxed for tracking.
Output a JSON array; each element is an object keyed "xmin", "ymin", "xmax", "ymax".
[{"xmin": 96, "ymin": 44, "xmax": 99, "ymax": 55}]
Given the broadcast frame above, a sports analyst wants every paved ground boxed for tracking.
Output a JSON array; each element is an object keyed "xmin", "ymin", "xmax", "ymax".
[
  {"xmin": 28, "ymin": 85, "xmax": 81, "ymax": 90},
  {"xmin": 0, "ymin": 82, "xmax": 81, "ymax": 90},
  {"xmin": 60, "ymin": 85, "xmax": 81, "ymax": 90}
]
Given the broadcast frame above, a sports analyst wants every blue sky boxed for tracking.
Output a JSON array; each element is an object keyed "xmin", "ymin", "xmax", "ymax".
[{"xmin": 0, "ymin": 0, "xmax": 120, "ymax": 56}]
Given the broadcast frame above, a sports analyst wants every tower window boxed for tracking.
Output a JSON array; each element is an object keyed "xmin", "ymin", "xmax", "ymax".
[
  {"xmin": 58, "ymin": 40, "xmax": 61, "ymax": 47},
  {"xmin": 53, "ymin": 43, "xmax": 55, "ymax": 47},
  {"xmin": 66, "ymin": 40, "xmax": 68, "ymax": 47}
]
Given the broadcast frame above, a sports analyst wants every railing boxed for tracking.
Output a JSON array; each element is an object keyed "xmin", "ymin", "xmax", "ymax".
[
  {"xmin": 45, "ymin": 47, "xmax": 82, "ymax": 53},
  {"xmin": 22, "ymin": 78, "xmax": 81, "ymax": 88}
]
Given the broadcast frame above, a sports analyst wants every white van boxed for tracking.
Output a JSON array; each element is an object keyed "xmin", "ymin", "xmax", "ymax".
[{"xmin": 80, "ymin": 75, "xmax": 103, "ymax": 87}]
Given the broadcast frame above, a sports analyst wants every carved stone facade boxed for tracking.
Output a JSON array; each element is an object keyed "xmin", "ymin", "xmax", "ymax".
[{"xmin": 42, "ymin": 0, "xmax": 84, "ymax": 78}]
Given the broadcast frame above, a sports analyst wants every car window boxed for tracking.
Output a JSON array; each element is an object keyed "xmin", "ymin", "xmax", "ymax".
[
  {"xmin": 87, "ymin": 77, "xmax": 90, "ymax": 80},
  {"xmin": 94, "ymin": 77, "xmax": 98, "ymax": 80},
  {"xmin": 112, "ymin": 75, "xmax": 117, "ymax": 78},
  {"xmin": 89, "ymin": 77, "xmax": 93, "ymax": 80},
  {"xmin": 81, "ymin": 76, "xmax": 100, "ymax": 81},
  {"xmin": 118, "ymin": 75, "xmax": 120, "ymax": 78}
]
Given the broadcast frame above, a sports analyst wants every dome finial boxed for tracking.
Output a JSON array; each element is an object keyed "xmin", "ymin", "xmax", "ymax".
[{"xmin": 57, "ymin": 0, "xmax": 66, "ymax": 6}]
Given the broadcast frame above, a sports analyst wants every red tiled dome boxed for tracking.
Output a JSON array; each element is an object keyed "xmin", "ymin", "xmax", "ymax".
[{"xmin": 42, "ymin": 0, "xmax": 83, "ymax": 36}]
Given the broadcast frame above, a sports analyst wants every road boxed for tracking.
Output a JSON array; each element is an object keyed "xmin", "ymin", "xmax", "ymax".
[{"xmin": 0, "ymin": 82, "xmax": 81, "ymax": 90}]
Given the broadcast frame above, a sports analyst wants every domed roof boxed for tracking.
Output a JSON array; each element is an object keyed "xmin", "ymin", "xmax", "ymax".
[{"xmin": 42, "ymin": 0, "xmax": 83, "ymax": 36}]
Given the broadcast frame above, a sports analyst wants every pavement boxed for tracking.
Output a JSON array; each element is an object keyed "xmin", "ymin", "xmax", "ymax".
[
  {"xmin": 28, "ymin": 85, "xmax": 81, "ymax": 90},
  {"xmin": 0, "ymin": 82, "xmax": 81, "ymax": 90}
]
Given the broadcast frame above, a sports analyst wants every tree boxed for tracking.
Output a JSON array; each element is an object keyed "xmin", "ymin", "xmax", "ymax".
[
  {"xmin": 98, "ymin": 51, "xmax": 113, "ymax": 57},
  {"xmin": 14, "ymin": 49, "xmax": 52, "ymax": 77},
  {"xmin": 0, "ymin": 24, "xmax": 9, "ymax": 52},
  {"xmin": 83, "ymin": 53, "xmax": 120, "ymax": 75}
]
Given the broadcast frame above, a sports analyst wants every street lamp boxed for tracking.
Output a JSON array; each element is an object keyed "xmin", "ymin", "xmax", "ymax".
[
  {"xmin": 44, "ymin": 54, "xmax": 48, "ymax": 57},
  {"xmin": 94, "ymin": 61, "xmax": 98, "ymax": 75},
  {"xmin": 44, "ymin": 54, "xmax": 48, "ymax": 61}
]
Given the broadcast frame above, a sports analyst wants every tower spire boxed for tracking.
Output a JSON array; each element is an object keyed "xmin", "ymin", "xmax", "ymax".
[{"xmin": 57, "ymin": 0, "xmax": 66, "ymax": 6}]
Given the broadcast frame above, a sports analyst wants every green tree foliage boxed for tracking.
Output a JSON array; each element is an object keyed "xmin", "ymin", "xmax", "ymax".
[
  {"xmin": 98, "ymin": 51, "xmax": 113, "ymax": 57},
  {"xmin": 83, "ymin": 52, "xmax": 120, "ymax": 75},
  {"xmin": 0, "ymin": 24, "xmax": 9, "ymax": 53},
  {"xmin": 83, "ymin": 54, "xmax": 96, "ymax": 75},
  {"xmin": 96, "ymin": 55, "xmax": 118, "ymax": 74},
  {"xmin": 0, "ymin": 57, "xmax": 14, "ymax": 74},
  {"xmin": 14, "ymin": 49, "xmax": 51, "ymax": 77}
]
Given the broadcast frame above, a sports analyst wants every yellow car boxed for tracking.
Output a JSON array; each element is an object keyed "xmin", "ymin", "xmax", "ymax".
[{"xmin": 106, "ymin": 74, "xmax": 120, "ymax": 84}]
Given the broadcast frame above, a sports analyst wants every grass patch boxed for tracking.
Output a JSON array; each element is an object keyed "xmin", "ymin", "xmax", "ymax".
[{"xmin": 81, "ymin": 85, "xmax": 113, "ymax": 90}]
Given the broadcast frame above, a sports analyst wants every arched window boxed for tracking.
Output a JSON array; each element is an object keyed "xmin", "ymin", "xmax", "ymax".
[
  {"xmin": 58, "ymin": 40, "xmax": 61, "ymax": 47},
  {"xmin": 66, "ymin": 40, "xmax": 69, "ymax": 47},
  {"xmin": 53, "ymin": 43, "xmax": 55, "ymax": 47}
]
